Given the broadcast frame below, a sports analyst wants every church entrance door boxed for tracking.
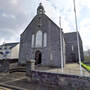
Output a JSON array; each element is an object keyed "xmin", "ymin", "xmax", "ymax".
[{"xmin": 35, "ymin": 50, "xmax": 41, "ymax": 65}]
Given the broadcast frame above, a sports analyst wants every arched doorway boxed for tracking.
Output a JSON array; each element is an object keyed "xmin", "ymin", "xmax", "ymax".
[{"xmin": 35, "ymin": 50, "xmax": 42, "ymax": 65}]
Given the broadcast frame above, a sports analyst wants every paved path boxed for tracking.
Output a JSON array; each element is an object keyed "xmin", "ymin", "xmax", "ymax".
[
  {"xmin": 0, "ymin": 63, "xmax": 89, "ymax": 90},
  {"xmin": 0, "ymin": 72, "xmax": 27, "ymax": 90},
  {"xmin": 0, "ymin": 86, "xmax": 11, "ymax": 90},
  {"xmin": 35, "ymin": 63, "xmax": 90, "ymax": 76},
  {"xmin": 0, "ymin": 72, "xmax": 60, "ymax": 90}
]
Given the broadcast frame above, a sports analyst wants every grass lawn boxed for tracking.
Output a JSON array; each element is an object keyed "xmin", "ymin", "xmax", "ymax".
[{"xmin": 81, "ymin": 62, "xmax": 90, "ymax": 71}]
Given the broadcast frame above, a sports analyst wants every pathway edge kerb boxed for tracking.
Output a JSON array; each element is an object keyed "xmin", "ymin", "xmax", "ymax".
[
  {"xmin": 0, "ymin": 83, "xmax": 28, "ymax": 90},
  {"xmin": 31, "ymin": 70, "xmax": 90, "ymax": 79}
]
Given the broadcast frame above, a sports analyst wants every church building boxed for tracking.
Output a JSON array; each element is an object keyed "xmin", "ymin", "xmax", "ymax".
[{"xmin": 19, "ymin": 3, "xmax": 84, "ymax": 67}]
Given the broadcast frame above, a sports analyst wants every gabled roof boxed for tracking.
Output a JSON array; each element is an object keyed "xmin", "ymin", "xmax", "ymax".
[
  {"xmin": 64, "ymin": 32, "xmax": 77, "ymax": 37},
  {"xmin": 64, "ymin": 32, "xmax": 77, "ymax": 42},
  {"xmin": 21, "ymin": 3, "xmax": 63, "ymax": 36},
  {"xmin": 44, "ymin": 14, "xmax": 63, "ymax": 31},
  {"xmin": 21, "ymin": 14, "xmax": 63, "ymax": 36},
  {"xmin": 0, "ymin": 42, "xmax": 19, "ymax": 49},
  {"xmin": 64, "ymin": 32, "xmax": 81, "ymax": 43}
]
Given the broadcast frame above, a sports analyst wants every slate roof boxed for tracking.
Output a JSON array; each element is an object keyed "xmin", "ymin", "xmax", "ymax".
[
  {"xmin": 0, "ymin": 42, "xmax": 19, "ymax": 49},
  {"xmin": 64, "ymin": 32, "xmax": 77, "ymax": 43},
  {"xmin": 64, "ymin": 32, "xmax": 82, "ymax": 45},
  {"xmin": 21, "ymin": 14, "xmax": 63, "ymax": 36}
]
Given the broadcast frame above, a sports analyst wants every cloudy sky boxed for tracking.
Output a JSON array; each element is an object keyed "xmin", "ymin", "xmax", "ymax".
[{"xmin": 0, "ymin": 0, "xmax": 90, "ymax": 50}]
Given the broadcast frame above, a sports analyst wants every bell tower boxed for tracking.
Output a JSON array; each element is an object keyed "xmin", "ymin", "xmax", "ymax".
[{"xmin": 37, "ymin": 3, "xmax": 45, "ymax": 15}]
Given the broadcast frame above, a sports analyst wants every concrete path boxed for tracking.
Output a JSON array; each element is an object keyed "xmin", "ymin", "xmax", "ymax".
[
  {"xmin": 35, "ymin": 63, "xmax": 90, "ymax": 76},
  {"xmin": 0, "ymin": 86, "xmax": 11, "ymax": 90},
  {"xmin": 0, "ymin": 72, "xmax": 60, "ymax": 90}
]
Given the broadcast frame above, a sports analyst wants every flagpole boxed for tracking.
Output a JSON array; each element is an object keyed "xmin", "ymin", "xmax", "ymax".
[
  {"xmin": 73, "ymin": 0, "xmax": 83, "ymax": 75},
  {"xmin": 59, "ymin": 17, "xmax": 63, "ymax": 73}
]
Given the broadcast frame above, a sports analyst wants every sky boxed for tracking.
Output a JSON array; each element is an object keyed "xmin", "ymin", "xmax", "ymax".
[{"xmin": 0, "ymin": 0, "xmax": 90, "ymax": 50}]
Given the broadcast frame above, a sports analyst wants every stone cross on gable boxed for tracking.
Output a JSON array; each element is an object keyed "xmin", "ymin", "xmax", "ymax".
[{"xmin": 37, "ymin": 3, "xmax": 45, "ymax": 15}]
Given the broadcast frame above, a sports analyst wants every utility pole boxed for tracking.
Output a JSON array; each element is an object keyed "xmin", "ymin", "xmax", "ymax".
[
  {"xmin": 59, "ymin": 17, "xmax": 63, "ymax": 73},
  {"xmin": 73, "ymin": 0, "xmax": 83, "ymax": 75}
]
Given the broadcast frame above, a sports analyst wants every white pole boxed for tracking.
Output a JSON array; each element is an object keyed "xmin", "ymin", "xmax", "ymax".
[
  {"xmin": 59, "ymin": 17, "xmax": 63, "ymax": 73},
  {"xmin": 73, "ymin": 0, "xmax": 83, "ymax": 75}
]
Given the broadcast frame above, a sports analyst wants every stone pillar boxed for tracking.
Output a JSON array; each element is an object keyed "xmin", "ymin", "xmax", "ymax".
[
  {"xmin": 26, "ymin": 60, "xmax": 35, "ymax": 76},
  {"xmin": 0, "ymin": 60, "xmax": 9, "ymax": 73},
  {"xmin": 26, "ymin": 60, "xmax": 35, "ymax": 82},
  {"xmin": 3, "ymin": 60, "xmax": 9, "ymax": 73},
  {"xmin": 30, "ymin": 60, "xmax": 35, "ymax": 70}
]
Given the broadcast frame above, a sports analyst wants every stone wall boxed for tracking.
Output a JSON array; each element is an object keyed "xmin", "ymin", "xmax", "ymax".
[
  {"xmin": 27, "ymin": 70, "xmax": 90, "ymax": 90},
  {"xmin": 64, "ymin": 32, "xmax": 84, "ymax": 63},
  {"xmin": 0, "ymin": 60, "xmax": 9, "ymax": 72}
]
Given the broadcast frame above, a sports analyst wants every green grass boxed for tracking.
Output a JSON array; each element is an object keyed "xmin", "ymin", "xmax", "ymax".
[{"xmin": 81, "ymin": 62, "xmax": 90, "ymax": 71}]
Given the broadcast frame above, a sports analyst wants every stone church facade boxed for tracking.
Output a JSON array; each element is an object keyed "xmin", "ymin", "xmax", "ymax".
[{"xmin": 19, "ymin": 3, "xmax": 84, "ymax": 67}]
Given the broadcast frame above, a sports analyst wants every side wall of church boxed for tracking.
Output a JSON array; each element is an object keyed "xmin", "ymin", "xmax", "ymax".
[
  {"xmin": 46, "ymin": 18, "xmax": 61, "ymax": 67},
  {"xmin": 64, "ymin": 33, "xmax": 84, "ymax": 63}
]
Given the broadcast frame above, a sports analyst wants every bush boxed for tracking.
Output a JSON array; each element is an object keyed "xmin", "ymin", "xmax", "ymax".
[{"xmin": 81, "ymin": 62, "xmax": 90, "ymax": 71}]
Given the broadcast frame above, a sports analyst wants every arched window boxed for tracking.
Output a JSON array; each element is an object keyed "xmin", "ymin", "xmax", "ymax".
[
  {"xmin": 44, "ymin": 33, "xmax": 47, "ymax": 47},
  {"xmin": 31, "ymin": 34, "xmax": 35, "ymax": 47},
  {"xmin": 36, "ymin": 31, "xmax": 42, "ymax": 47}
]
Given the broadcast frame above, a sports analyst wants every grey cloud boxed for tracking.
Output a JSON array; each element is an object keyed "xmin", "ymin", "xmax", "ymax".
[
  {"xmin": 0, "ymin": 29, "xmax": 14, "ymax": 41},
  {"xmin": 0, "ymin": 12, "xmax": 26, "ymax": 29},
  {"xmin": 0, "ymin": 0, "xmax": 31, "ymax": 44}
]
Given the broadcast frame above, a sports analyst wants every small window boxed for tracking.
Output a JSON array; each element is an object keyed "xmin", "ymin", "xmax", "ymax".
[
  {"xmin": 44, "ymin": 33, "xmax": 47, "ymax": 47},
  {"xmin": 31, "ymin": 34, "xmax": 35, "ymax": 47},
  {"xmin": 72, "ymin": 45, "xmax": 74, "ymax": 51}
]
